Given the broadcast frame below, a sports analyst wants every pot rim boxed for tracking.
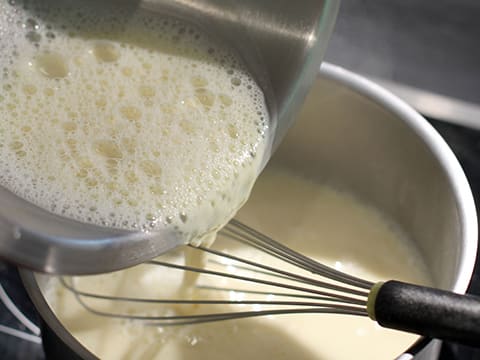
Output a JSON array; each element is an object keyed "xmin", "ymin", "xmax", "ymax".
[
  {"xmin": 320, "ymin": 62, "xmax": 478, "ymax": 295},
  {"xmin": 20, "ymin": 62, "xmax": 478, "ymax": 359}
]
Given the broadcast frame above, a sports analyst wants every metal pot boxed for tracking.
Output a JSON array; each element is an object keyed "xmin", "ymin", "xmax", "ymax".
[
  {"xmin": 0, "ymin": 0, "xmax": 339, "ymax": 274},
  {"xmin": 20, "ymin": 63, "xmax": 478, "ymax": 359}
]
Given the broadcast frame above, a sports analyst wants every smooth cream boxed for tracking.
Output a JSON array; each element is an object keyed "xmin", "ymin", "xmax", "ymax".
[{"xmin": 44, "ymin": 164, "xmax": 432, "ymax": 360}]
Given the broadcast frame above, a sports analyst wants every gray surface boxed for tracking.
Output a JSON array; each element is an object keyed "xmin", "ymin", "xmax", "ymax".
[{"xmin": 326, "ymin": 0, "xmax": 480, "ymax": 104}]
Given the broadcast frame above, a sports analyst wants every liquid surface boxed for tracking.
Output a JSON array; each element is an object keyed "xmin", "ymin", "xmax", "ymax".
[
  {"xmin": 43, "ymin": 165, "xmax": 432, "ymax": 360},
  {"xmin": 0, "ymin": 1, "xmax": 269, "ymax": 240}
]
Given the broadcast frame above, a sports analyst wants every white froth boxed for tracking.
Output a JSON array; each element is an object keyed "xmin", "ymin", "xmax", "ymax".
[{"xmin": 0, "ymin": 1, "xmax": 270, "ymax": 241}]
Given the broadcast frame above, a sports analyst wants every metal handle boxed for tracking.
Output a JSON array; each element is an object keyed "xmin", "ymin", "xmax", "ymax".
[{"xmin": 368, "ymin": 280, "xmax": 480, "ymax": 347}]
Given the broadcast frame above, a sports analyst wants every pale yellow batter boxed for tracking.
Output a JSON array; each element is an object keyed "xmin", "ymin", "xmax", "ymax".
[{"xmin": 44, "ymin": 164, "xmax": 432, "ymax": 360}]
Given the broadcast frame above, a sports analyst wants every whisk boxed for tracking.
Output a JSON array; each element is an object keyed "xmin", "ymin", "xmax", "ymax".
[{"xmin": 61, "ymin": 219, "xmax": 480, "ymax": 347}]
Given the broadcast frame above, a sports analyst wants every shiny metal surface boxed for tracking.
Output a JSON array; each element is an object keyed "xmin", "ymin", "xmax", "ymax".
[
  {"xmin": 141, "ymin": 0, "xmax": 339, "ymax": 151},
  {"xmin": 367, "ymin": 78, "xmax": 480, "ymax": 131},
  {"xmin": 0, "ymin": 0, "xmax": 339, "ymax": 274},
  {"xmin": 20, "ymin": 64, "xmax": 477, "ymax": 360},
  {"xmin": 302, "ymin": 64, "xmax": 477, "ymax": 294}
]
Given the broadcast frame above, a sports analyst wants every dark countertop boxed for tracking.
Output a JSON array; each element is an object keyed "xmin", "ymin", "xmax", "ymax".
[
  {"xmin": 326, "ymin": 0, "xmax": 480, "ymax": 105},
  {"xmin": 429, "ymin": 119, "xmax": 480, "ymax": 360}
]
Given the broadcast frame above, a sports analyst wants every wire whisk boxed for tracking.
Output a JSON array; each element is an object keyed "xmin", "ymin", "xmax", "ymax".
[{"xmin": 60, "ymin": 219, "xmax": 480, "ymax": 347}]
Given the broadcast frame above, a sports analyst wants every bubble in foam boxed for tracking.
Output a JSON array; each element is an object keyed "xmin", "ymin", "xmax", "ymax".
[
  {"xmin": 92, "ymin": 41, "xmax": 120, "ymax": 63},
  {"xmin": 0, "ymin": 1, "xmax": 270, "ymax": 243},
  {"xmin": 35, "ymin": 52, "xmax": 69, "ymax": 78}
]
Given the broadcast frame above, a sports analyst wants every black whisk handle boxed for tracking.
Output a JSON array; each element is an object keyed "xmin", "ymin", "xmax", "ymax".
[{"xmin": 368, "ymin": 280, "xmax": 480, "ymax": 347}]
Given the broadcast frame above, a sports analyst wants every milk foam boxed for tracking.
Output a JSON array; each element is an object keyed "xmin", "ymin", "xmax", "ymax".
[{"xmin": 0, "ymin": 1, "xmax": 270, "ymax": 241}]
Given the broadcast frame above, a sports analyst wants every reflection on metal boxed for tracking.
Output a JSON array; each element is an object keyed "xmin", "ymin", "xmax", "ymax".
[{"xmin": 372, "ymin": 77, "xmax": 480, "ymax": 130}]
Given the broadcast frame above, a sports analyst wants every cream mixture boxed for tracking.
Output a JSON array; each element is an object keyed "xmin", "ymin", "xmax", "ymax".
[
  {"xmin": 0, "ymin": 0, "xmax": 269, "ymax": 242},
  {"xmin": 44, "ymin": 165, "xmax": 432, "ymax": 360}
]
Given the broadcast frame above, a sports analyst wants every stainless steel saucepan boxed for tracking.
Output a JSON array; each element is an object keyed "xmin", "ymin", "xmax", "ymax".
[{"xmin": 0, "ymin": 0, "xmax": 339, "ymax": 274}]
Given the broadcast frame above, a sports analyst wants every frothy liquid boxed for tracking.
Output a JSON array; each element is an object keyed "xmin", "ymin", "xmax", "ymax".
[{"xmin": 0, "ymin": 1, "xmax": 269, "ymax": 241}]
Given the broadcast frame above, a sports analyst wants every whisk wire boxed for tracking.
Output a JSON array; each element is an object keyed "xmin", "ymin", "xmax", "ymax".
[
  {"xmin": 225, "ymin": 219, "xmax": 373, "ymax": 289},
  {"xmin": 149, "ymin": 258, "xmax": 366, "ymax": 306},
  {"xmin": 62, "ymin": 277, "xmax": 367, "ymax": 326},
  {"xmin": 57, "ymin": 221, "xmax": 480, "ymax": 346},
  {"xmin": 190, "ymin": 245, "xmax": 369, "ymax": 298},
  {"xmin": 60, "ymin": 220, "xmax": 373, "ymax": 326}
]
